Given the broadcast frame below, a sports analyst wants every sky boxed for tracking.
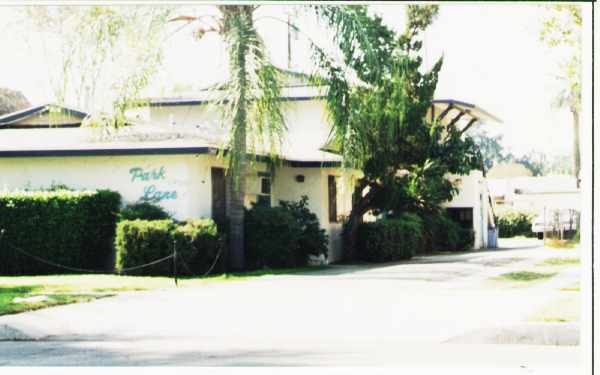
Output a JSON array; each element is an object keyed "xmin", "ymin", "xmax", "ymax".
[{"xmin": 0, "ymin": 3, "xmax": 586, "ymax": 157}]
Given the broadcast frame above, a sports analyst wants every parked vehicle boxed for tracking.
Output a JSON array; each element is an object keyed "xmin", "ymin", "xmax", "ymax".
[{"xmin": 531, "ymin": 209, "xmax": 579, "ymax": 239}]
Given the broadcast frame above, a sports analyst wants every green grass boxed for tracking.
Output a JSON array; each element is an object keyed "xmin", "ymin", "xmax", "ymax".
[
  {"xmin": 495, "ymin": 270, "xmax": 557, "ymax": 282},
  {"xmin": 0, "ymin": 285, "xmax": 102, "ymax": 316},
  {"xmin": 537, "ymin": 257, "xmax": 580, "ymax": 267},
  {"xmin": 0, "ymin": 266, "xmax": 328, "ymax": 316},
  {"xmin": 544, "ymin": 238, "xmax": 579, "ymax": 249}
]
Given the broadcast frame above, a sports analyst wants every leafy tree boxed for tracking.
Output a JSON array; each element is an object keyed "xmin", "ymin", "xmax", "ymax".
[
  {"xmin": 470, "ymin": 130, "xmax": 506, "ymax": 172},
  {"xmin": 171, "ymin": 5, "xmax": 386, "ymax": 269},
  {"xmin": 511, "ymin": 151, "xmax": 546, "ymax": 177},
  {"xmin": 312, "ymin": 5, "xmax": 481, "ymax": 259},
  {"xmin": 539, "ymin": 4, "xmax": 581, "ymax": 187},
  {"xmin": 22, "ymin": 6, "xmax": 174, "ymax": 127}
]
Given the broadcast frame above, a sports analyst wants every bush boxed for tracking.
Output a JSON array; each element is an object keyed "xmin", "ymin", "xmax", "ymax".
[
  {"xmin": 456, "ymin": 227, "xmax": 475, "ymax": 251},
  {"xmin": 115, "ymin": 218, "xmax": 222, "ymax": 276},
  {"xmin": 496, "ymin": 209, "xmax": 535, "ymax": 238},
  {"xmin": 357, "ymin": 213, "xmax": 423, "ymax": 262},
  {"xmin": 119, "ymin": 202, "xmax": 171, "ymax": 221},
  {"xmin": 279, "ymin": 196, "xmax": 328, "ymax": 260},
  {"xmin": 244, "ymin": 197, "xmax": 328, "ymax": 269},
  {"xmin": 244, "ymin": 205, "xmax": 302, "ymax": 269},
  {"xmin": 0, "ymin": 189, "xmax": 121, "ymax": 275},
  {"xmin": 419, "ymin": 213, "xmax": 474, "ymax": 252},
  {"xmin": 172, "ymin": 219, "xmax": 223, "ymax": 274}
]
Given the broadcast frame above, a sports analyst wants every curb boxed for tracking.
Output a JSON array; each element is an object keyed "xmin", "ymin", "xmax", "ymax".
[
  {"xmin": 0, "ymin": 320, "xmax": 48, "ymax": 341},
  {"xmin": 0, "ymin": 324, "xmax": 38, "ymax": 341}
]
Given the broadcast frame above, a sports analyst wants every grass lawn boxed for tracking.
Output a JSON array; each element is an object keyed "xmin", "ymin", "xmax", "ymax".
[
  {"xmin": 493, "ymin": 270, "xmax": 557, "ymax": 282},
  {"xmin": 536, "ymin": 257, "xmax": 580, "ymax": 267},
  {"xmin": 0, "ymin": 266, "xmax": 328, "ymax": 316}
]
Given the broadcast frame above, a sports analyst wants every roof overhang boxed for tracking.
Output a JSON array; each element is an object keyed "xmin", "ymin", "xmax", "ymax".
[
  {"xmin": 321, "ymin": 99, "xmax": 502, "ymax": 154},
  {"xmin": 428, "ymin": 99, "xmax": 502, "ymax": 130}
]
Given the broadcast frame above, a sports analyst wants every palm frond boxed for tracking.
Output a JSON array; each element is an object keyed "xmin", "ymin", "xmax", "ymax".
[{"xmin": 215, "ymin": 7, "xmax": 286, "ymax": 187}]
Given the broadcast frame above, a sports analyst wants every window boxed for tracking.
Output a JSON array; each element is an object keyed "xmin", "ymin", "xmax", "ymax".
[
  {"xmin": 257, "ymin": 177, "xmax": 271, "ymax": 207},
  {"xmin": 328, "ymin": 175, "xmax": 338, "ymax": 223},
  {"xmin": 261, "ymin": 177, "xmax": 271, "ymax": 195}
]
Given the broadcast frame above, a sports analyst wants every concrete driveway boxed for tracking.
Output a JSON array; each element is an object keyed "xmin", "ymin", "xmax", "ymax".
[{"xmin": 0, "ymin": 238, "xmax": 582, "ymax": 368}]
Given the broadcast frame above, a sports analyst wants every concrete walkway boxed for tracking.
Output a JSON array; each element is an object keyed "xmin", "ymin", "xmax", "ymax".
[{"xmin": 0, "ymin": 238, "xmax": 582, "ymax": 368}]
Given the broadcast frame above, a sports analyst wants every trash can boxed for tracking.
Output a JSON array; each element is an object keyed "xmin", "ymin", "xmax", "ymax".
[{"xmin": 487, "ymin": 227, "xmax": 498, "ymax": 249}]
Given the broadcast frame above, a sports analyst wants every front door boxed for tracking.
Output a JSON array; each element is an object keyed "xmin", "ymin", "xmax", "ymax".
[{"xmin": 211, "ymin": 167, "xmax": 227, "ymax": 228}]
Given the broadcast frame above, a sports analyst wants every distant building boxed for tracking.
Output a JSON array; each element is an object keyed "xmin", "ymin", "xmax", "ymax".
[
  {"xmin": 0, "ymin": 104, "xmax": 87, "ymax": 129},
  {"xmin": 488, "ymin": 175, "xmax": 580, "ymax": 214},
  {"xmin": 487, "ymin": 162, "xmax": 533, "ymax": 178}
]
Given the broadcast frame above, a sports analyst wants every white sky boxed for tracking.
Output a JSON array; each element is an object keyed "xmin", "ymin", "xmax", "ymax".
[{"xmin": 0, "ymin": 3, "xmax": 585, "ymax": 157}]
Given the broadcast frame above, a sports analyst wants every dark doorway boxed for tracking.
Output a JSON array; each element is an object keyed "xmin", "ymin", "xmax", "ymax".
[
  {"xmin": 328, "ymin": 175, "xmax": 338, "ymax": 223},
  {"xmin": 446, "ymin": 207, "xmax": 473, "ymax": 229},
  {"xmin": 211, "ymin": 167, "xmax": 227, "ymax": 228}
]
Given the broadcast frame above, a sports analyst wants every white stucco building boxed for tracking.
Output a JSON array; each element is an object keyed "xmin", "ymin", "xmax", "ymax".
[
  {"xmin": 0, "ymin": 85, "xmax": 500, "ymax": 261},
  {"xmin": 488, "ymin": 175, "xmax": 581, "ymax": 215}
]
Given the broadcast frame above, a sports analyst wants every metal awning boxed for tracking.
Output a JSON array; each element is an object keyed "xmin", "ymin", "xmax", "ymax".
[{"xmin": 427, "ymin": 99, "xmax": 502, "ymax": 133}]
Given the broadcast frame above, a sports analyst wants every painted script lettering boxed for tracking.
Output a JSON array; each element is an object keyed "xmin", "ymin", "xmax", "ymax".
[
  {"xmin": 142, "ymin": 185, "xmax": 177, "ymax": 202},
  {"xmin": 129, "ymin": 166, "xmax": 166, "ymax": 182},
  {"xmin": 129, "ymin": 166, "xmax": 178, "ymax": 202}
]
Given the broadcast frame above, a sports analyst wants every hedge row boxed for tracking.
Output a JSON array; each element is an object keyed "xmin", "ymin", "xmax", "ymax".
[
  {"xmin": 357, "ymin": 212, "xmax": 475, "ymax": 263},
  {"xmin": 115, "ymin": 219, "xmax": 222, "ymax": 276},
  {"xmin": 357, "ymin": 213, "xmax": 423, "ymax": 262},
  {"xmin": 421, "ymin": 214, "xmax": 475, "ymax": 252},
  {"xmin": 0, "ymin": 190, "xmax": 121, "ymax": 275},
  {"xmin": 496, "ymin": 209, "xmax": 536, "ymax": 238}
]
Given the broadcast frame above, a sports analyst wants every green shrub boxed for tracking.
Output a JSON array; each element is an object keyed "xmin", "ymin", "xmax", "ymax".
[
  {"xmin": 244, "ymin": 205, "xmax": 302, "ymax": 269},
  {"xmin": 115, "ymin": 218, "xmax": 222, "ymax": 276},
  {"xmin": 496, "ymin": 209, "xmax": 535, "ymax": 238},
  {"xmin": 119, "ymin": 202, "xmax": 171, "ymax": 221},
  {"xmin": 456, "ymin": 227, "xmax": 475, "ymax": 251},
  {"xmin": 419, "ymin": 213, "xmax": 474, "ymax": 252},
  {"xmin": 172, "ymin": 219, "xmax": 223, "ymax": 274},
  {"xmin": 357, "ymin": 213, "xmax": 423, "ymax": 262},
  {"xmin": 279, "ymin": 196, "xmax": 328, "ymax": 261},
  {"xmin": 0, "ymin": 189, "xmax": 121, "ymax": 275},
  {"xmin": 244, "ymin": 197, "xmax": 328, "ymax": 269}
]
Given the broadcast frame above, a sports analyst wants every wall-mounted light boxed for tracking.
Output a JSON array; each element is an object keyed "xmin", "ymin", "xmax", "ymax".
[{"xmin": 295, "ymin": 175, "xmax": 305, "ymax": 183}]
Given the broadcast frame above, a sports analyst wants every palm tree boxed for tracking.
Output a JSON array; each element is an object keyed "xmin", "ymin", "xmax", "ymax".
[
  {"xmin": 540, "ymin": 4, "xmax": 582, "ymax": 188},
  {"xmin": 553, "ymin": 57, "xmax": 581, "ymax": 188},
  {"xmin": 171, "ymin": 5, "xmax": 390, "ymax": 270}
]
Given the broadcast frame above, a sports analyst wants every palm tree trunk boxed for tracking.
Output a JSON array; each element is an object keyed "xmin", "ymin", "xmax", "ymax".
[
  {"xmin": 571, "ymin": 107, "xmax": 581, "ymax": 189},
  {"xmin": 222, "ymin": 6, "xmax": 253, "ymax": 271},
  {"xmin": 228, "ymin": 134, "xmax": 246, "ymax": 271}
]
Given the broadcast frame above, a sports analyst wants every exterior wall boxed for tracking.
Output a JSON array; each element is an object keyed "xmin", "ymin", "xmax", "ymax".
[
  {"xmin": 443, "ymin": 170, "xmax": 489, "ymax": 249},
  {"xmin": 0, "ymin": 154, "xmax": 212, "ymax": 220},
  {"xmin": 0, "ymin": 153, "xmax": 350, "ymax": 261},
  {"xmin": 144, "ymin": 100, "xmax": 332, "ymax": 156},
  {"xmin": 272, "ymin": 166, "xmax": 355, "ymax": 263}
]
